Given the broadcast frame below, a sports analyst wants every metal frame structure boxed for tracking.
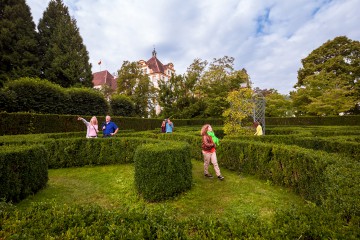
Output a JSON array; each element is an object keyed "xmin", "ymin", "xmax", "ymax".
[{"xmin": 252, "ymin": 93, "xmax": 266, "ymax": 135}]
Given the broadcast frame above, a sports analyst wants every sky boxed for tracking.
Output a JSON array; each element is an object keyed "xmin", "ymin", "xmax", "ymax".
[{"xmin": 26, "ymin": 0, "xmax": 360, "ymax": 94}]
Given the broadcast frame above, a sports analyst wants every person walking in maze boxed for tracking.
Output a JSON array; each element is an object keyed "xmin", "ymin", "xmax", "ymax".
[{"xmin": 201, "ymin": 124, "xmax": 224, "ymax": 180}]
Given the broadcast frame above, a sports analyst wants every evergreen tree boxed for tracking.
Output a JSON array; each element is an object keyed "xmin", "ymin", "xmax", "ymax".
[
  {"xmin": 37, "ymin": 0, "xmax": 92, "ymax": 88},
  {"xmin": 0, "ymin": 0, "xmax": 39, "ymax": 87}
]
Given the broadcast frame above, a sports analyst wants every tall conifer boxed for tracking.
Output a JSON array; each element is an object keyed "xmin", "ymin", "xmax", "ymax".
[
  {"xmin": 38, "ymin": 0, "xmax": 92, "ymax": 88},
  {"xmin": 0, "ymin": 0, "xmax": 39, "ymax": 86}
]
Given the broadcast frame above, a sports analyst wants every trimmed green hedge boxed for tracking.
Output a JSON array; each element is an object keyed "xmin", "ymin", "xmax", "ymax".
[
  {"xmin": 265, "ymin": 126, "xmax": 360, "ymax": 136},
  {"xmin": 1, "ymin": 126, "xmax": 359, "ymax": 227},
  {"xmin": 43, "ymin": 137, "xmax": 161, "ymax": 169},
  {"xmin": 0, "ymin": 78, "xmax": 109, "ymax": 115},
  {"xmin": 1, "ymin": 202, "xmax": 358, "ymax": 239},
  {"xmin": 266, "ymin": 115, "xmax": 360, "ymax": 126},
  {"xmin": 217, "ymin": 139, "xmax": 360, "ymax": 220},
  {"xmin": 0, "ymin": 145, "xmax": 48, "ymax": 203},
  {"xmin": 134, "ymin": 142, "xmax": 192, "ymax": 202},
  {"xmin": 123, "ymin": 131, "xmax": 203, "ymax": 160},
  {"xmin": 0, "ymin": 112, "xmax": 223, "ymax": 135},
  {"xmin": 226, "ymin": 134, "xmax": 360, "ymax": 162}
]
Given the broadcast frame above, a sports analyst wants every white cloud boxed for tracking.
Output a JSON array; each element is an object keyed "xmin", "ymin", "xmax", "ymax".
[{"xmin": 26, "ymin": 0, "xmax": 360, "ymax": 94}]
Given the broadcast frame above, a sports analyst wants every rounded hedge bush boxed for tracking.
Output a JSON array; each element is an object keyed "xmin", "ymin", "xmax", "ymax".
[
  {"xmin": 3, "ymin": 77, "xmax": 67, "ymax": 114},
  {"xmin": 134, "ymin": 142, "xmax": 192, "ymax": 202},
  {"xmin": 110, "ymin": 94, "xmax": 135, "ymax": 117},
  {"xmin": 65, "ymin": 87, "xmax": 109, "ymax": 116}
]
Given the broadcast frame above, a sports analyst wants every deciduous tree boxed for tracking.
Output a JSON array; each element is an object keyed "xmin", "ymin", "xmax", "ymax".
[
  {"xmin": 292, "ymin": 36, "xmax": 360, "ymax": 116},
  {"xmin": 117, "ymin": 61, "xmax": 155, "ymax": 117},
  {"xmin": 265, "ymin": 90, "xmax": 293, "ymax": 117},
  {"xmin": 223, "ymin": 88, "xmax": 254, "ymax": 136}
]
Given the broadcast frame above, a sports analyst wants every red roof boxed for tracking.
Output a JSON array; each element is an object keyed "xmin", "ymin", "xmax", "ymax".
[
  {"xmin": 146, "ymin": 57, "xmax": 164, "ymax": 74},
  {"xmin": 92, "ymin": 70, "xmax": 117, "ymax": 90}
]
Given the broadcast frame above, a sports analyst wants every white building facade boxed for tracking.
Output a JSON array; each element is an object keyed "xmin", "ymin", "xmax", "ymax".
[{"xmin": 138, "ymin": 49, "xmax": 175, "ymax": 114}]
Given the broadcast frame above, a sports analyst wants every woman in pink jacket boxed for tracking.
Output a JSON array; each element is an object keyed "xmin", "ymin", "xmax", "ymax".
[{"xmin": 78, "ymin": 116, "xmax": 99, "ymax": 138}]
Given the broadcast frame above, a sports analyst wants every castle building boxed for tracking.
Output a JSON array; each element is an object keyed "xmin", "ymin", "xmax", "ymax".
[
  {"xmin": 138, "ymin": 49, "xmax": 175, "ymax": 114},
  {"xmin": 138, "ymin": 49, "xmax": 175, "ymax": 89},
  {"xmin": 92, "ymin": 49, "xmax": 175, "ymax": 115},
  {"xmin": 92, "ymin": 70, "xmax": 117, "ymax": 91}
]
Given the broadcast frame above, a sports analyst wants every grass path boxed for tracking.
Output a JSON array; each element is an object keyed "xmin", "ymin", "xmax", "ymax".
[{"xmin": 17, "ymin": 160, "xmax": 307, "ymax": 220}]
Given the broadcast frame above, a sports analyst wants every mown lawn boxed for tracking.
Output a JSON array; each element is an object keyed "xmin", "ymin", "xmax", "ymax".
[{"xmin": 17, "ymin": 160, "xmax": 307, "ymax": 221}]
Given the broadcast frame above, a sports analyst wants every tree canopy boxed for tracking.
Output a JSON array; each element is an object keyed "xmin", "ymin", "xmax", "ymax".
[
  {"xmin": 291, "ymin": 36, "xmax": 360, "ymax": 116},
  {"xmin": 157, "ymin": 56, "xmax": 250, "ymax": 119},
  {"xmin": 117, "ymin": 61, "xmax": 155, "ymax": 117}
]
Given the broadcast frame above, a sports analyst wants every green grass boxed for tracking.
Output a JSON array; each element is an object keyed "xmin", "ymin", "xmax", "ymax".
[{"xmin": 17, "ymin": 160, "xmax": 307, "ymax": 221}]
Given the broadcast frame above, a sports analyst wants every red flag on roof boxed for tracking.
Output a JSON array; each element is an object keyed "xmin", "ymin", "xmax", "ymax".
[{"xmin": 98, "ymin": 60, "xmax": 102, "ymax": 65}]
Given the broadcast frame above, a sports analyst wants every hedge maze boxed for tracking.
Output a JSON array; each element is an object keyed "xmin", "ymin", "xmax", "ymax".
[{"xmin": 0, "ymin": 125, "xmax": 359, "ymax": 238}]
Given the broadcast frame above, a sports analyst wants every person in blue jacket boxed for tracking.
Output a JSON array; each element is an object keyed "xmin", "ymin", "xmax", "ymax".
[
  {"xmin": 165, "ymin": 118, "xmax": 174, "ymax": 133},
  {"xmin": 102, "ymin": 115, "xmax": 119, "ymax": 137}
]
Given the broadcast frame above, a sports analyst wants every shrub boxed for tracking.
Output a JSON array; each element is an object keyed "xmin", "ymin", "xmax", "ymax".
[
  {"xmin": 0, "ymin": 145, "xmax": 48, "ymax": 202},
  {"xmin": 65, "ymin": 87, "xmax": 109, "ymax": 116},
  {"xmin": 1, "ymin": 202, "xmax": 358, "ymax": 239},
  {"xmin": 266, "ymin": 116, "xmax": 360, "ymax": 126},
  {"xmin": 0, "ymin": 89, "xmax": 16, "ymax": 112},
  {"xmin": 3, "ymin": 77, "xmax": 67, "ymax": 114},
  {"xmin": 322, "ymin": 159, "xmax": 360, "ymax": 221},
  {"xmin": 110, "ymin": 94, "xmax": 135, "ymax": 117},
  {"xmin": 134, "ymin": 142, "xmax": 192, "ymax": 201},
  {"xmin": 43, "ymin": 137, "xmax": 160, "ymax": 169},
  {"xmin": 217, "ymin": 139, "xmax": 359, "ymax": 220}
]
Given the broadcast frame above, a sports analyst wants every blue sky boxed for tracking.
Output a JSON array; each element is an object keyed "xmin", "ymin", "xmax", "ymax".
[{"xmin": 26, "ymin": 0, "xmax": 360, "ymax": 94}]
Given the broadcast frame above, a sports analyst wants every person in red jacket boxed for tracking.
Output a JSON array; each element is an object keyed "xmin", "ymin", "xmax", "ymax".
[{"xmin": 201, "ymin": 124, "xmax": 224, "ymax": 180}]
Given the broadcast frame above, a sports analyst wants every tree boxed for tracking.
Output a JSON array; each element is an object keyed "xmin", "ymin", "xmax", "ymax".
[
  {"xmin": 37, "ymin": 0, "xmax": 92, "ymax": 88},
  {"xmin": 0, "ymin": 0, "xmax": 39, "ymax": 86},
  {"xmin": 161, "ymin": 58, "xmax": 207, "ymax": 119},
  {"xmin": 157, "ymin": 56, "xmax": 251, "ymax": 119},
  {"xmin": 223, "ymin": 88, "xmax": 254, "ymax": 136},
  {"xmin": 117, "ymin": 61, "xmax": 155, "ymax": 117},
  {"xmin": 197, "ymin": 56, "xmax": 250, "ymax": 118},
  {"xmin": 157, "ymin": 74, "xmax": 179, "ymax": 118},
  {"xmin": 265, "ymin": 91, "xmax": 293, "ymax": 117},
  {"xmin": 185, "ymin": 58, "xmax": 207, "ymax": 98},
  {"xmin": 96, "ymin": 84, "xmax": 116, "ymax": 100},
  {"xmin": 291, "ymin": 36, "xmax": 360, "ymax": 116}
]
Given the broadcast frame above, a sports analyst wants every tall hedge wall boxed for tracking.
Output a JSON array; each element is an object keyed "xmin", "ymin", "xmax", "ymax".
[
  {"xmin": 266, "ymin": 115, "xmax": 360, "ymax": 126},
  {"xmin": 0, "ymin": 112, "xmax": 224, "ymax": 135},
  {"xmin": 0, "ymin": 78, "xmax": 109, "ymax": 115},
  {"xmin": 0, "ymin": 145, "xmax": 48, "ymax": 203},
  {"xmin": 217, "ymin": 139, "xmax": 360, "ymax": 219}
]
